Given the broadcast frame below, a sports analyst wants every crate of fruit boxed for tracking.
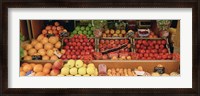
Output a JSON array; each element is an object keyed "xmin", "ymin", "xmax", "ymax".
[
  {"xmin": 95, "ymin": 37, "xmax": 133, "ymax": 60},
  {"xmin": 133, "ymin": 38, "xmax": 172, "ymax": 60}
]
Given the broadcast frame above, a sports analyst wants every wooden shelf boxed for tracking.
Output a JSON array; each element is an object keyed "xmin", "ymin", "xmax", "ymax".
[{"xmin": 21, "ymin": 60, "xmax": 180, "ymax": 74}]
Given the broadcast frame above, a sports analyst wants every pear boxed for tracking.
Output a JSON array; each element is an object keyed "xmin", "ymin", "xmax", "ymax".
[
  {"xmin": 87, "ymin": 67, "xmax": 95, "ymax": 75},
  {"xmin": 70, "ymin": 67, "xmax": 78, "ymax": 75},
  {"xmin": 67, "ymin": 59, "xmax": 75, "ymax": 68},
  {"xmin": 57, "ymin": 74, "xmax": 65, "ymax": 76},
  {"xmin": 83, "ymin": 64, "xmax": 87, "ymax": 68},
  {"xmin": 83, "ymin": 74, "xmax": 90, "ymax": 76},
  {"xmin": 75, "ymin": 60, "xmax": 83, "ymax": 68},
  {"xmin": 61, "ymin": 67, "xmax": 70, "ymax": 75},
  {"xmin": 94, "ymin": 68, "xmax": 98, "ymax": 76},
  {"xmin": 87, "ymin": 63, "xmax": 95, "ymax": 68},
  {"xmin": 75, "ymin": 74, "xmax": 81, "ymax": 76},
  {"xmin": 78, "ymin": 67, "xmax": 87, "ymax": 75}
]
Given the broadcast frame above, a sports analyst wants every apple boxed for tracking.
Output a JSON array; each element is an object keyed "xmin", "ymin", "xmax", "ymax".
[
  {"xmin": 67, "ymin": 55, "xmax": 72, "ymax": 59},
  {"xmin": 115, "ymin": 40, "xmax": 119, "ymax": 44},
  {"xmin": 152, "ymin": 40, "xmax": 156, "ymax": 44},
  {"xmin": 88, "ymin": 46, "xmax": 93, "ymax": 50},
  {"xmin": 77, "ymin": 42, "xmax": 81, "ymax": 46},
  {"xmin": 147, "ymin": 57, "xmax": 152, "ymax": 60},
  {"xmin": 149, "ymin": 53, "xmax": 154, "ymax": 57},
  {"xmin": 110, "ymin": 40, "xmax": 114, "ymax": 44},
  {"xmin": 159, "ymin": 45, "xmax": 164, "ymax": 49},
  {"xmin": 84, "ymin": 46, "xmax": 89, "ymax": 50},
  {"xmin": 65, "ymin": 46, "xmax": 69, "ymax": 50},
  {"xmin": 84, "ymin": 38, "xmax": 88, "ymax": 42},
  {"xmin": 157, "ymin": 40, "xmax": 161, "ymax": 44},
  {"xmin": 81, "ymin": 51, "xmax": 85, "ymax": 55},
  {"xmin": 112, "ymin": 44, "xmax": 117, "ymax": 48},
  {"xmin": 64, "ymin": 39, "xmax": 68, "ymax": 43},
  {"xmin": 161, "ymin": 40, "xmax": 166, "ymax": 45},
  {"xmin": 144, "ymin": 53, "xmax": 148, "ymax": 57},
  {"xmin": 105, "ymin": 30, "xmax": 110, "ymax": 34},
  {"xmin": 70, "ymin": 46, "xmax": 74, "ymax": 50},
  {"xmin": 72, "ymin": 55, "xmax": 77, "ymax": 59},
  {"xmin": 142, "ymin": 40, "xmax": 147, "ymax": 45},
  {"xmin": 100, "ymin": 40, "xmax": 105, "ymax": 44},
  {"xmin": 80, "ymin": 39, "xmax": 83, "ymax": 42},
  {"xmin": 75, "ymin": 39, "xmax": 79, "ymax": 42},
  {"xmin": 79, "ymin": 46, "xmax": 83, "ymax": 50},
  {"xmin": 74, "ymin": 46, "xmax": 79, "ymax": 50},
  {"xmin": 146, "ymin": 49, "xmax": 150, "ymax": 53},
  {"xmin": 102, "ymin": 33, "xmax": 107, "ymax": 37},
  {"xmin": 90, "ymin": 39, "xmax": 94, "ymax": 43},
  {"xmin": 61, "ymin": 55, "xmax": 67, "ymax": 60},
  {"xmin": 156, "ymin": 55, "xmax": 161, "ymax": 59},
  {"xmin": 140, "ymin": 49, "xmax": 145, "ymax": 54},
  {"xmin": 86, "ymin": 42, "xmax": 90, "ymax": 46},
  {"xmin": 137, "ymin": 40, "xmax": 142, "ymax": 44},
  {"xmin": 82, "ymin": 42, "xmax": 86, "ymax": 46},
  {"xmin": 125, "ymin": 39, "xmax": 129, "ymax": 44},
  {"xmin": 105, "ymin": 40, "xmax": 109, "ymax": 44},
  {"xmin": 72, "ymin": 42, "xmax": 76, "ymax": 46},
  {"xmin": 120, "ymin": 40, "xmax": 125, "ymax": 44},
  {"xmin": 136, "ymin": 44, "xmax": 140, "ymax": 48},
  {"xmin": 102, "ymin": 55, "xmax": 108, "ymax": 60},
  {"xmin": 162, "ymin": 48, "xmax": 168, "ymax": 53},
  {"xmin": 155, "ymin": 44, "xmax": 159, "ymax": 49}
]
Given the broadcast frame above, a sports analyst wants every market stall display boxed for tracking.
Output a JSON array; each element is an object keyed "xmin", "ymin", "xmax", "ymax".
[{"xmin": 20, "ymin": 20, "xmax": 180, "ymax": 76}]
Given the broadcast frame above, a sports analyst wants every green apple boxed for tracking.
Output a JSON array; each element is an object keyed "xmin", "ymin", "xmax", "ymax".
[
  {"xmin": 78, "ymin": 31, "xmax": 82, "ymax": 34},
  {"xmin": 90, "ymin": 27, "xmax": 95, "ymax": 31},
  {"xmin": 86, "ymin": 26, "xmax": 90, "ymax": 31},
  {"xmin": 88, "ymin": 23, "xmax": 92, "ymax": 27},
  {"xmin": 81, "ymin": 26, "xmax": 85, "ymax": 31},
  {"xmin": 87, "ymin": 31, "xmax": 92, "ymax": 35},
  {"xmin": 78, "ymin": 67, "xmax": 86, "ymax": 75},
  {"xmin": 75, "ymin": 60, "xmax": 83, "ymax": 68},
  {"xmin": 87, "ymin": 67, "xmax": 95, "ymax": 75},
  {"xmin": 61, "ymin": 67, "xmax": 70, "ymax": 75},
  {"xmin": 70, "ymin": 67, "xmax": 78, "ymax": 75},
  {"xmin": 75, "ymin": 26, "xmax": 80, "ymax": 31},
  {"xmin": 83, "ymin": 30, "xmax": 87, "ymax": 35},
  {"xmin": 73, "ymin": 30, "xmax": 77, "ymax": 34}
]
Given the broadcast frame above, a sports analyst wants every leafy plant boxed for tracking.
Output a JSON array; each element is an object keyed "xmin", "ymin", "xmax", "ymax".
[{"xmin": 20, "ymin": 34, "xmax": 24, "ymax": 58}]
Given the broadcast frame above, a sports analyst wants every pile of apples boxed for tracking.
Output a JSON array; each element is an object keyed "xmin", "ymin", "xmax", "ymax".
[
  {"xmin": 61, "ymin": 34, "xmax": 95, "ymax": 60},
  {"xmin": 99, "ymin": 39, "xmax": 131, "ymax": 52},
  {"xmin": 135, "ymin": 39, "xmax": 172, "ymax": 60},
  {"xmin": 60, "ymin": 60, "xmax": 98, "ymax": 76},
  {"xmin": 102, "ymin": 29, "xmax": 126, "ymax": 37}
]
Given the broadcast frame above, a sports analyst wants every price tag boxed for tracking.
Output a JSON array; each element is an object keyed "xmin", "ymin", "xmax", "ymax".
[
  {"xmin": 135, "ymin": 71, "xmax": 145, "ymax": 76},
  {"xmin": 54, "ymin": 50, "xmax": 62, "ymax": 58}
]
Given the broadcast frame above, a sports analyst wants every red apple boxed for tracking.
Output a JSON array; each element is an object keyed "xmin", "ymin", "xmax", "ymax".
[
  {"xmin": 74, "ymin": 46, "xmax": 79, "ymax": 50},
  {"xmin": 144, "ymin": 53, "xmax": 149, "ymax": 57},
  {"xmin": 72, "ymin": 42, "xmax": 76, "ymax": 46},
  {"xmin": 149, "ymin": 53, "xmax": 154, "ymax": 57},
  {"xmin": 152, "ymin": 40, "xmax": 156, "ymax": 44},
  {"xmin": 161, "ymin": 40, "xmax": 167, "ymax": 45},
  {"xmin": 65, "ymin": 46, "xmax": 69, "ymax": 50},
  {"xmin": 115, "ymin": 40, "xmax": 120, "ymax": 44},
  {"xmin": 157, "ymin": 40, "xmax": 161, "ymax": 45},
  {"xmin": 105, "ymin": 40, "xmax": 109, "ymax": 44},
  {"xmin": 84, "ymin": 38, "xmax": 88, "ymax": 42},
  {"xmin": 84, "ymin": 46, "xmax": 89, "ymax": 50},
  {"xmin": 64, "ymin": 39, "xmax": 68, "ymax": 43},
  {"xmin": 79, "ymin": 46, "xmax": 83, "ymax": 50},
  {"xmin": 120, "ymin": 39, "xmax": 125, "ymax": 44},
  {"xmin": 160, "ymin": 45, "xmax": 164, "ymax": 49},
  {"xmin": 146, "ymin": 49, "xmax": 150, "ymax": 53},
  {"xmin": 80, "ymin": 39, "xmax": 83, "ymax": 43},
  {"xmin": 137, "ymin": 40, "xmax": 142, "ymax": 44},
  {"xmin": 82, "ymin": 42, "xmax": 86, "ymax": 46},
  {"xmin": 125, "ymin": 39, "xmax": 129, "ymax": 44},
  {"xmin": 136, "ymin": 44, "xmax": 140, "ymax": 49},
  {"xmin": 142, "ymin": 40, "xmax": 147, "ymax": 45},
  {"xmin": 162, "ymin": 48, "xmax": 168, "ymax": 53},
  {"xmin": 110, "ymin": 40, "xmax": 114, "ymax": 44},
  {"xmin": 67, "ymin": 55, "xmax": 72, "ymax": 59},
  {"xmin": 100, "ymin": 40, "xmax": 105, "ymax": 44},
  {"xmin": 140, "ymin": 49, "xmax": 145, "ymax": 54},
  {"xmin": 70, "ymin": 46, "xmax": 74, "ymax": 50},
  {"xmin": 102, "ymin": 55, "xmax": 108, "ymax": 60},
  {"xmin": 72, "ymin": 55, "xmax": 77, "ymax": 59},
  {"xmin": 86, "ymin": 42, "xmax": 90, "ymax": 46},
  {"xmin": 155, "ymin": 44, "xmax": 159, "ymax": 49}
]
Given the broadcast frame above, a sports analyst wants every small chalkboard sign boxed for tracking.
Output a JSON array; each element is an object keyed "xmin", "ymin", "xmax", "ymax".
[
  {"xmin": 60, "ymin": 32, "xmax": 69, "ymax": 37},
  {"xmin": 154, "ymin": 67, "xmax": 165, "ymax": 74},
  {"xmin": 32, "ymin": 55, "xmax": 42, "ymax": 60}
]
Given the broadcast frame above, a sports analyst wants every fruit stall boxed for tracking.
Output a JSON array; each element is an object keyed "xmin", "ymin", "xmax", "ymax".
[{"xmin": 20, "ymin": 20, "xmax": 180, "ymax": 76}]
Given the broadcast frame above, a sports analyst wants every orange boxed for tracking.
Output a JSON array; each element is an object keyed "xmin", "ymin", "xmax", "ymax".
[
  {"xmin": 21, "ymin": 63, "xmax": 29, "ymax": 67},
  {"xmin": 42, "ymin": 68, "xmax": 50, "ymax": 75},
  {"xmin": 33, "ymin": 64, "xmax": 43, "ymax": 72},
  {"xmin": 35, "ymin": 72, "xmax": 45, "ymax": 76},
  {"xmin": 20, "ymin": 71, "xmax": 26, "ymax": 76},
  {"xmin": 30, "ymin": 63, "xmax": 36, "ymax": 68},
  {"xmin": 44, "ymin": 63, "xmax": 52, "ymax": 69},
  {"xmin": 23, "ymin": 64, "xmax": 33, "ymax": 72}
]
